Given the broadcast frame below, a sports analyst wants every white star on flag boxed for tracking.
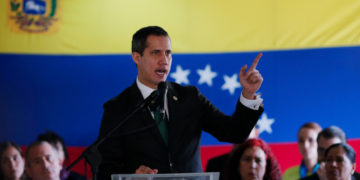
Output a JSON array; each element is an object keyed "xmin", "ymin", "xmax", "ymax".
[
  {"xmin": 257, "ymin": 113, "xmax": 275, "ymax": 134},
  {"xmin": 197, "ymin": 64, "xmax": 217, "ymax": 87},
  {"xmin": 221, "ymin": 73, "xmax": 241, "ymax": 95},
  {"xmin": 170, "ymin": 65, "xmax": 191, "ymax": 85}
]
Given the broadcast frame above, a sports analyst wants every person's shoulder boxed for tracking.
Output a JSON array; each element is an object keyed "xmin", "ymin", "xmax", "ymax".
[
  {"xmin": 65, "ymin": 171, "xmax": 87, "ymax": 180},
  {"xmin": 168, "ymin": 81, "xmax": 200, "ymax": 96},
  {"xmin": 168, "ymin": 81, "xmax": 198, "ymax": 91},
  {"xmin": 209, "ymin": 153, "xmax": 230, "ymax": 163},
  {"xmin": 352, "ymin": 171, "xmax": 360, "ymax": 180},
  {"xmin": 104, "ymin": 83, "xmax": 137, "ymax": 108},
  {"xmin": 206, "ymin": 153, "xmax": 230, "ymax": 172},
  {"xmin": 282, "ymin": 165, "xmax": 300, "ymax": 180}
]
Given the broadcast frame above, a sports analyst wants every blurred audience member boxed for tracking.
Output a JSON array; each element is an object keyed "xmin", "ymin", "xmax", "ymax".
[
  {"xmin": 37, "ymin": 131, "xmax": 86, "ymax": 180},
  {"xmin": 283, "ymin": 122, "xmax": 322, "ymax": 179},
  {"xmin": 206, "ymin": 127, "xmax": 259, "ymax": 180},
  {"xmin": 300, "ymin": 126, "xmax": 360, "ymax": 180},
  {"xmin": 0, "ymin": 141, "xmax": 26, "ymax": 180},
  {"xmin": 25, "ymin": 141, "xmax": 62, "ymax": 180},
  {"xmin": 324, "ymin": 143, "xmax": 355, "ymax": 180},
  {"xmin": 224, "ymin": 138, "xmax": 281, "ymax": 180}
]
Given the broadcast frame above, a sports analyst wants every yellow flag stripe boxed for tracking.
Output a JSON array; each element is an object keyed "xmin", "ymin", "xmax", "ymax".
[{"xmin": 1, "ymin": 0, "xmax": 360, "ymax": 54}]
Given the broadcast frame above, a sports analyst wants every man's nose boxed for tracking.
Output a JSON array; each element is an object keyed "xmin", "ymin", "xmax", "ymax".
[
  {"xmin": 330, "ymin": 160, "xmax": 337, "ymax": 167},
  {"xmin": 158, "ymin": 53, "xmax": 169, "ymax": 64},
  {"xmin": 40, "ymin": 159, "xmax": 50, "ymax": 168}
]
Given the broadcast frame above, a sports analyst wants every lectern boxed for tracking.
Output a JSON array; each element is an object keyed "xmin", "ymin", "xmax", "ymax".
[{"xmin": 111, "ymin": 172, "xmax": 219, "ymax": 180}]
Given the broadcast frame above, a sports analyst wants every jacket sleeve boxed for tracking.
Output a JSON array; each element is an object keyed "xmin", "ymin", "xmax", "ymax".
[{"xmin": 195, "ymin": 86, "xmax": 264, "ymax": 143}]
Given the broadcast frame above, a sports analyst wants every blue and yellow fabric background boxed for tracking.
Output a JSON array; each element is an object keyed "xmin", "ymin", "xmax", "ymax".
[{"xmin": 1, "ymin": 0, "xmax": 360, "ymax": 173}]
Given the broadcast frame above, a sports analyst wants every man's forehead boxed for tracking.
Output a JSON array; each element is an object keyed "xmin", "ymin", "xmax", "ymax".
[
  {"xmin": 145, "ymin": 35, "xmax": 171, "ymax": 48},
  {"xmin": 29, "ymin": 144, "xmax": 54, "ymax": 156}
]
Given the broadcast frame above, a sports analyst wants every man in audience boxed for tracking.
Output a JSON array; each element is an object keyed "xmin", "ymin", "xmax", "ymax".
[
  {"xmin": 25, "ymin": 140, "xmax": 62, "ymax": 180},
  {"xmin": 300, "ymin": 126, "xmax": 360, "ymax": 180},
  {"xmin": 37, "ymin": 131, "xmax": 86, "ymax": 180}
]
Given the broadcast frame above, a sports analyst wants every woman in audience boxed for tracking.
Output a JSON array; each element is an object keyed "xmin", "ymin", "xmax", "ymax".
[
  {"xmin": 325, "ymin": 143, "xmax": 356, "ymax": 180},
  {"xmin": 224, "ymin": 138, "xmax": 281, "ymax": 180},
  {"xmin": 0, "ymin": 141, "xmax": 25, "ymax": 180},
  {"xmin": 283, "ymin": 122, "xmax": 322, "ymax": 179}
]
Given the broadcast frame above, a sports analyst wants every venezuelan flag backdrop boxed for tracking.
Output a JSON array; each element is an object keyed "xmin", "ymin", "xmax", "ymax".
[{"xmin": 1, "ymin": 0, "xmax": 360, "ymax": 174}]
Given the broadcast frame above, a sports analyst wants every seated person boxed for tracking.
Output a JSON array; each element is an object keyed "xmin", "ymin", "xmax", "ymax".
[
  {"xmin": 224, "ymin": 138, "xmax": 281, "ymax": 180},
  {"xmin": 37, "ymin": 131, "xmax": 86, "ymax": 180},
  {"xmin": 283, "ymin": 122, "xmax": 322, "ymax": 179},
  {"xmin": 0, "ymin": 141, "xmax": 26, "ymax": 180},
  {"xmin": 300, "ymin": 126, "xmax": 360, "ymax": 180},
  {"xmin": 25, "ymin": 140, "xmax": 62, "ymax": 180},
  {"xmin": 324, "ymin": 143, "xmax": 356, "ymax": 180},
  {"xmin": 206, "ymin": 127, "xmax": 259, "ymax": 180}
]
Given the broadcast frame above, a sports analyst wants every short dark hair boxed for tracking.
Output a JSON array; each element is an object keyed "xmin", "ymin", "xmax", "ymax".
[
  {"xmin": 317, "ymin": 126, "xmax": 347, "ymax": 143},
  {"xmin": 37, "ymin": 130, "xmax": 69, "ymax": 160},
  {"xmin": 325, "ymin": 143, "xmax": 355, "ymax": 163},
  {"xmin": 132, "ymin": 26, "xmax": 169, "ymax": 55},
  {"xmin": 0, "ymin": 141, "xmax": 24, "ymax": 179}
]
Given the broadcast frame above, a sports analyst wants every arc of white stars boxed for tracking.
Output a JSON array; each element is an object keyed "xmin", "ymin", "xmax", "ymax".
[
  {"xmin": 197, "ymin": 64, "xmax": 217, "ymax": 87},
  {"xmin": 170, "ymin": 65, "xmax": 191, "ymax": 85},
  {"xmin": 221, "ymin": 73, "xmax": 241, "ymax": 95}
]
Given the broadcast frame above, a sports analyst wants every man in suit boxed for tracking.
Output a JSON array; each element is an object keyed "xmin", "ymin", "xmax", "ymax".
[{"xmin": 97, "ymin": 26, "xmax": 264, "ymax": 179}]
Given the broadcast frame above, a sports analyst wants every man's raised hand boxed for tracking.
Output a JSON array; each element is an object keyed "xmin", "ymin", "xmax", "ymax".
[{"xmin": 239, "ymin": 53, "xmax": 263, "ymax": 99}]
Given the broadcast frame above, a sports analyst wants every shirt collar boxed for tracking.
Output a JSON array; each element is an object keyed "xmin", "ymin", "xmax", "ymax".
[{"xmin": 136, "ymin": 77, "xmax": 156, "ymax": 99}]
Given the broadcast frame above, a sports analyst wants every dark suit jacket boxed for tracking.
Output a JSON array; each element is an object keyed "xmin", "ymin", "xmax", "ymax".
[{"xmin": 97, "ymin": 81, "xmax": 263, "ymax": 179}]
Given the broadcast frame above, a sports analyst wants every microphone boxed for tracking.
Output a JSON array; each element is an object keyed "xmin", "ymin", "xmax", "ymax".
[
  {"xmin": 157, "ymin": 81, "xmax": 167, "ymax": 111},
  {"xmin": 148, "ymin": 81, "xmax": 167, "ymax": 111}
]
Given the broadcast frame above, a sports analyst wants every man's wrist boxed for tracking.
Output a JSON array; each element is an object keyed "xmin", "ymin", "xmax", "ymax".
[{"xmin": 242, "ymin": 91, "xmax": 256, "ymax": 100}]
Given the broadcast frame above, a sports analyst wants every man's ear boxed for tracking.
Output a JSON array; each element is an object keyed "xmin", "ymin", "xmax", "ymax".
[{"xmin": 132, "ymin": 52, "xmax": 141, "ymax": 65}]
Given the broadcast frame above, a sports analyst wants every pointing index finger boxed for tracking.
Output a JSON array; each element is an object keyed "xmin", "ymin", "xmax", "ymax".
[{"xmin": 249, "ymin": 53, "xmax": 262, "ymax": 71}]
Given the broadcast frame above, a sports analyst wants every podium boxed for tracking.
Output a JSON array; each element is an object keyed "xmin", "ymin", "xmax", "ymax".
[{"xmin": 111, "ymin": 172, "xmax": 219, "ymax": 180}]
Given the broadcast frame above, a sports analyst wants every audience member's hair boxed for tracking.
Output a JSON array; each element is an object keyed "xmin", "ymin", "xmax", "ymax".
[
  {"xmin": 37, "ymin": 131, "xmax": 69, "ymax": 160},
  {"xmin": 317, "ymin": 126, "xmax": 347, "ymax": 143},
  {"xmin": 225, "ymin": 138, "xmax": 281, "ymax": 180},
  {"xmin": 325, "ymin": 143, "xmax": 355, "ymax": 163},
  {"xmin": 298, "ymin": 122, "xmax": 322, "ymax": 135},
  {"xmin": 132, "ymin": 26, "xmax": 169, "ymax": 55}
]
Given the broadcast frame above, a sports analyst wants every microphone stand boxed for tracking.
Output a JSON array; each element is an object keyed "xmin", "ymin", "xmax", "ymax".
[{"xmin": 67, "ymin": 90, "xmax": 160, "ymax": 180}]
